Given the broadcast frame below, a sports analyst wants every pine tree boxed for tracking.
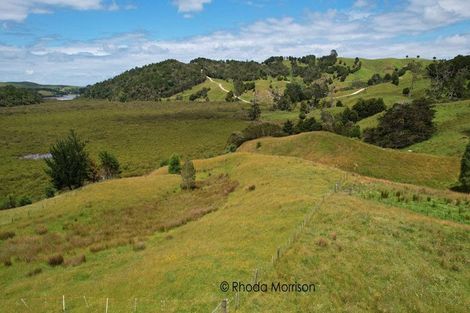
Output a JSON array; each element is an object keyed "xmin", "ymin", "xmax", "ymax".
[
  {"xmin": 459, "ymin": 142, "xmax": 470, "ymax": 191},
  {"xmin": 45, "ymin": 130, "xmax": 91, "ymax": 190},
  {"xmin": 181, "ymin": 159, "xmax": 196, "ymax": 190}
]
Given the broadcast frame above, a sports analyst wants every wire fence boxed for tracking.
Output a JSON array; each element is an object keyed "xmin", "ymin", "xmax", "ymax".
[
  {"xmin": 3, "ymin": 177, "xmax": 350, "ymax": 313},
  {"xmin": 210, "ymin": 175, "xmax": 349, "ymax": 312}
]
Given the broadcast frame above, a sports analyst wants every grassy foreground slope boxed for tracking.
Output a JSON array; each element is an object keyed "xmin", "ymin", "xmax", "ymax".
[
  {"xmin": 238, "ymin": 132, "xmax": 459, "ymax": 189},
  {"xmin": 0, "ymin": 153, "xmax": 341, "ymax": 312},
  {"xmin": 243, "ymin": 192, "xmax": 469, "ymax": 312},
  {"xmin": 1, "ymin": 153, "xmax": 468, "ymax": 312},
  {"xmin": 0, "ymin": 100, "xmax": 247, "ymax": 200}
]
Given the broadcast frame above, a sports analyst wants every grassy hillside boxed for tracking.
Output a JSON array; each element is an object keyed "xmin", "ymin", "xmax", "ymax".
[
  {"xmin": 0, "ymin": 153, "xmax": 468, "ymax": 312},
  {"xmin": 0, "ymin": 100, "xmax": 248, "ymax": 200},
  {"xmin": 407, "ymin": 99, "xmax": 470, "ymax": 157},
  {"xmin": 238, "ymin": 131, "xmax": 459, "ymax": 189},
  {"xmin": 242, "ymin": 192, "xmax": 469, "ymax": 312}
]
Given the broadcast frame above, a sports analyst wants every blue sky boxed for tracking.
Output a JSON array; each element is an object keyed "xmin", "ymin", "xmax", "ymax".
[{"xmin": 0, "ymin": 0, "xmax": 469, "ymax": 85}]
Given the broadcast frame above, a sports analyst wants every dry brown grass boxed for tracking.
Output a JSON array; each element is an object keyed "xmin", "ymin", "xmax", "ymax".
[
  {"xmin": 35, "ymin": 225, "xmax": 48, "ymax": 235},
  {"xmin": 0, "ymin": 174, "xmax": 238, "ymax": 264}
]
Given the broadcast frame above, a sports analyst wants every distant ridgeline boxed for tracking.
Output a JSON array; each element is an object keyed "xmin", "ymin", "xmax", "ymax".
[
  {"xmin": 0, "ymin": 85, "xmax": 43, "ymax": 107},
  {"xmin": 81, "ymin": 50, "xmax": 360, "ymax": 102}
]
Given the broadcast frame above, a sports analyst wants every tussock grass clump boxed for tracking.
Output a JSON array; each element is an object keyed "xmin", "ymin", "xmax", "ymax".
[
  {"xmin": 3, "ymin": 258, "xmax": 12, "ymax": 267},
  {"xmin": 330, "ymin": 232, "xmax": 337, "ymax": 241},
  {"xmin": 247, "ymin": 185, "xmax": 256, "ymax": 191},
  {"xmin": 26, "ymin": 268, "xmax": 42, "ymax": 277},
  {"xmin": 90, "ymin": 243, "xmax": 107, "ymax": 253},
  {"xmin": 0, "ymin": 231, "xmax": 15, "ymax": 240},
  {"xmin": 317, "ymin": 237, "xmax": 328, "ymax": 247},
  {"xmin": 47, "ymin": 254, "xmax": 64, "ymax": 267},
  {"xmin": 133, "ymin": 242, "xmax": 146, "ymax": 251},
  {"xmin": 65, "ymin": 254, "xmax": 86, "ymax": 267},
  {"xmin": 35, "ymin": 225, "xmax": 48, "ymax": 235}
]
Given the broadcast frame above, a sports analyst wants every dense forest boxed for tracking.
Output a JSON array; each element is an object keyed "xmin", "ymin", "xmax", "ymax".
[
  {"xmin": 0, "ymin": 85, "xmax": 43, "ymax": 107},
  {"xmin": 81, "ymin": 59, "xmax": 207, "ymax": 101}
]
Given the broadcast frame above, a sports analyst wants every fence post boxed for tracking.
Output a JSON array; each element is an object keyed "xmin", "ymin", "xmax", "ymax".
[
  {"xmin": 134, "ymin": 298, "xmax": 137, "ymax": 312},
  {"xmin": 83, "ymin": 296, "xmax": 89, "ymax": 308},
  {"xmin": 62, "ymin": 295, "xmax": 65, "ymax": 312},
  {"xmin": 105, "ymin": 298, "xmax": 109, "ymax": 313},
  {"xmin": 221, "ymin": 299, "xmax": 228, "ymax": 313},
  {"xmin": 20, "ymin": 298, "xmax": 28, "ymax": 308},
  {"xmin": 253, "ymin": 269, "xmax": 258, "ymax": 284}
]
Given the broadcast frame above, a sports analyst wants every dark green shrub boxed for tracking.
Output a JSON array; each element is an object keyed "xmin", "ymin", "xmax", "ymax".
[
  {"xmin": 402, "ymin": 87, "xmax": 410, "ymax": 95},
  {"xmin": 352, "ymin": 98, "xmax": 386, "ymax": 120},
  {"xmin": 18, "ymin": 196, "xmax": 32, "ymax": 207},
  {"xmin": 99, "ymin": 151, "xmax": 121, "ymax": 179},
  {"xmin": 459, "ymin": 142, "xmax": 470, "ymax": 192},
  {"xmin": 45, "ymin": 186, "xmax": 56, "ymax": 198},
  {"xmin": 282, "ymin": 120, "xmax": 295, "ymax": 135},
  {"xmin": 363, "ymin": 98, "xmax": 435, "ymax": 148},
  {"xmin": 168, "ymin": 154, "xmax": 181, "ymax": 174},
  {"xmin": 1, "ymin": 194, "xmax": 16, "ymax": 210}
]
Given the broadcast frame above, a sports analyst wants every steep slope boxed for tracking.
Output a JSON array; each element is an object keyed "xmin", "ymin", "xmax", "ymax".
[{"xmin": 238, "ymin": 131, "xmax": 459, "ymax": 189}]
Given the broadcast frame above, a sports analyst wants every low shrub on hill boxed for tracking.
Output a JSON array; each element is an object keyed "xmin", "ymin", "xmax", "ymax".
[
  {"xmin": 352, "ymin": 98, "xmax": 386, "ymax": 120},
  {"xmin": 226, "ymin": 122, "xmax": 283, "ymax": 150}
]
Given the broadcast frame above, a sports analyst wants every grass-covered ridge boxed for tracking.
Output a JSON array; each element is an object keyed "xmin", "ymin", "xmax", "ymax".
[{"xmin": 238, "ymin": 131, "xmax": 459, "ymax": 189}]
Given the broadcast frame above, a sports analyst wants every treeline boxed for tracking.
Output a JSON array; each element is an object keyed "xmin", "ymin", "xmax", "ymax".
[
  {"xmin": 427, "ymin": 55, "xmax": 470, "ymax": 100},
  {"xmin": 0, "ymin": 85, "xmax": 43, "ymax": 107},
  {"xmin": 81, "ymin": 59, "xmax": 206, "ymax": 101}
]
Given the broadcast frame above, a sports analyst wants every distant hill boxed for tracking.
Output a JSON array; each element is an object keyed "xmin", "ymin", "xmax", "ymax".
[
  {"xmin": 81, "ymin": 52, "xmax": 365, "ymax": 102},
  {"xmin": 0, "ymin": 81, "xmax": 80, "ymax": 97}
]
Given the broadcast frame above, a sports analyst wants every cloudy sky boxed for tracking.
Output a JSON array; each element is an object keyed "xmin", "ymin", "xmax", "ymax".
[{"xmin": 0, "ymin": 0, "xmax": 469, "ymax": 85}]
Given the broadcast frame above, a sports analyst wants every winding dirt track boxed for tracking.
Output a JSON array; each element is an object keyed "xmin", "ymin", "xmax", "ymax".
[{"xmin": 206, "ymin": 76, "xmax": 251, "ymax": 103}]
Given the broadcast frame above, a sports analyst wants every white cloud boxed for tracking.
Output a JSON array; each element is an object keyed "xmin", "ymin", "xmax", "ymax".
[
  {"xmin": 172, "ymin": 0, "xmax": 212, "ymax": 13},
  {"xmin": 1, "ymin": 0, "xmax": 469, "ymax": 85},
  {"xmin": 0, "ymin": 0, "xmax": 132, "ymax": 21}
]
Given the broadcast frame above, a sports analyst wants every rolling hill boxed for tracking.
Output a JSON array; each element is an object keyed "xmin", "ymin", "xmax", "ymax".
[
  {"xmin": 0, "ymin": 152, "xmax": 468, "ymax": 312},
  {"xmin": 238, "ymin": 131, "xmax": 459, "ymax": 189}
]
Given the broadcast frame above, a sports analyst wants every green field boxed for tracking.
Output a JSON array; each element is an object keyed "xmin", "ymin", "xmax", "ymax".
[{"xmin": 0, "ymin": 100, "xmax": 248, "ymax": 200}]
